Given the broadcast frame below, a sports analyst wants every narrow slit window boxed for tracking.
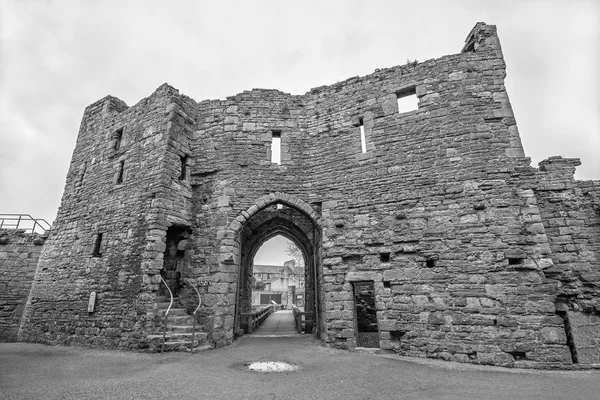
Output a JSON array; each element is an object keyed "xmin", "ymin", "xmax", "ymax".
[
  {"xmin": 92, "ymin": 233, "xmax": 103, "ymax": 257},
  {"xmin": 359, "ymin": 118, "xmax": 366, "ymax": 153},
  {"xmin": 271, "ymin": 131, "xmax": 281, "ymax": 164},
  {"xmin": 113, "ymin": 127, "xmax": 124, "ymax": 150},
  {"xmin": 116, "ymin": 161, "xmax": 125, "ymax": 184},
  {"xmin": 396, "ymin": 88, "xmax": 418, "ymax": 114},
  {"xmin": 79, "ymin": 162, "xmax": 87, "ymax": 184},
  {"xmin": 179, "ymin": 155, "xmax": 188, "ymax": 181}
]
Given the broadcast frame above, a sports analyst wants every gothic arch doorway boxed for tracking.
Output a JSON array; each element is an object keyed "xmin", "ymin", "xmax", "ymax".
[{"xmin": 227, "ymin": 193, "xmax": 323, "ymax": 339}]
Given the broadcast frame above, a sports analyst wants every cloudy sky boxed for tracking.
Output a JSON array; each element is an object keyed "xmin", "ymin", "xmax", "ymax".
[{"xmin": 1, "ymin": 0, "xmax": 598, "ymax": 263}]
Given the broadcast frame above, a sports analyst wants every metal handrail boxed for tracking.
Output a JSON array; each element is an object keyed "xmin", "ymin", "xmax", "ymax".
[
  {"xmin": 185, "ymin": 278, "xmax": 202, "ymax": 355},
  {"xmin": 159, "ymin": 275, "xmax": 174, "ymax": 353},
  {"xmin": 0, "ymin": 214, "xmax": 51, "ymax": 234}
]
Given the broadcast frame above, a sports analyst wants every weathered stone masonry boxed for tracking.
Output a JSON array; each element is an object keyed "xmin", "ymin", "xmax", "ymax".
[
  {"xmin": 0, "ymin": 230, "xmax": 47, "ymax": 341},
  {"xmin": 13, "ymin": 23, "xmax": 599, "ymax": 368}
]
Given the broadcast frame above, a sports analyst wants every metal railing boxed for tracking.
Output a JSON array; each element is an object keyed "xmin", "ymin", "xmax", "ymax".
[
  {"xmin": 159, "ymin": 276, "xmax": 174, "ymax": 353},
  {"xmin": 185, "ymin": 278, "xmax": 201, "ymax": 355},
  {"xmin": 0, "ymin": 214, "xmax": 51, "ymax": 234}
]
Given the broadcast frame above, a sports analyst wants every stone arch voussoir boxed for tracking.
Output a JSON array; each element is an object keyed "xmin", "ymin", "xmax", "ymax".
[{"xmin": 228, "ymin": 192, "xmax": 319, "ymax": 235}]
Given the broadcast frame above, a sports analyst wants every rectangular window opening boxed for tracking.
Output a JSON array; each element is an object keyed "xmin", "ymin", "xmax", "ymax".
[
  {"xmin": 271, "ymin": 131, "xmax": 281, "ymax": 164},
  {"xmin": 116, "ymin": 161, "xmax": 125, "ymax": 184},
  {"xmin": 380, "ymin": 253, "xmax": 390, "ymax": 262},
  {"xmin": 113, "ymin": 127, "xmax": 124, "ymax": 150},
  {"xmin": 359, "ymin": 118, "xmax": 366, "ymax": 153},
  {"xmin": 396, "ymin": 88, "xmax": 418, "ymax": 114},
  {"xmin": 92, "ymin": 233, "xmax": 103, "ymax": 257},
  {"xmin": 508, "ymin": 351, "xmax": 527, "ymax": 360},
  {"xmin": 508, "ymin": 258, "xmax": 523, "ymax": 265},
  {"xmin": 179, "ymin": 155, "xmax": 188, "ymax": 181}
]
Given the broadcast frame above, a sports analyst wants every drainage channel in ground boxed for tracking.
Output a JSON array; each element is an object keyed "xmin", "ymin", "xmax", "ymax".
[{"xmin": 245, "ymin": 361, "xmax": 300, "ymax": 372}]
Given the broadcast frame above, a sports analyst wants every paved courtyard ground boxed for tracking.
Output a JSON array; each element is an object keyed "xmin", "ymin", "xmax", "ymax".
[{"xmin": 2, "ymin": 336, "xmax": 599, "ymax": 400}]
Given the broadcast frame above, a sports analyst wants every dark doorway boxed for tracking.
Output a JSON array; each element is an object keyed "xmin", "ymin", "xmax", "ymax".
[
  {"xmin": 353, "ymin": 281, "xmax": 379, "ymax": 348},
  {"xmin": 160, "ymin": 225, "xmax": 190, "ymax": 297},
  {"xmin": 260, "ymin": 293, "xmax": 282, "ymax": 305}
]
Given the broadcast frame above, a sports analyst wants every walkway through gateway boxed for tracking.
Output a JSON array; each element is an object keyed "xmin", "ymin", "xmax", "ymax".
[{"xmin": 248, "ymin": 311, "xmax": 303, "ymax": 337}]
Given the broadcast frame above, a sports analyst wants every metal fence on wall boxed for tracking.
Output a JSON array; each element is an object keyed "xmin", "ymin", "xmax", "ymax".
[{"xmin": 0, "ymin": 214, "xmax": 51, "ymax": 234}]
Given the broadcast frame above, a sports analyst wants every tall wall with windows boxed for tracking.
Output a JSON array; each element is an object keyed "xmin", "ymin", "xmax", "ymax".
[{"xmin": 17, "ymin": 22, "xmax": 599, "ymax": 367}]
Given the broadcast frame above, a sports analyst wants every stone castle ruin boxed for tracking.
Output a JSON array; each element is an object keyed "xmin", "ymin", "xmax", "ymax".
[{"xmin": 2, "ymin": 22, "xmax": 599, "ymax": 368}]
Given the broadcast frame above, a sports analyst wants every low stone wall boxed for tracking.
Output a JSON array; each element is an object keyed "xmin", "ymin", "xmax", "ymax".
[{"xmin": 0, "ymin": 229, "xmax": 47, "ymax": 341}]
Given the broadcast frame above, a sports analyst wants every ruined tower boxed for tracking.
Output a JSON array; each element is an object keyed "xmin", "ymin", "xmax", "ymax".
[{"xmin": 14, "ymin": 23, "xmax": 599, "ymax": 368}]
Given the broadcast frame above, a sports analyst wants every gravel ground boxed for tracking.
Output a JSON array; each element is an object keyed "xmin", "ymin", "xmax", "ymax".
[{"xmin": 1, "ymin": 337, "xmax": 599, "ymax": 400}]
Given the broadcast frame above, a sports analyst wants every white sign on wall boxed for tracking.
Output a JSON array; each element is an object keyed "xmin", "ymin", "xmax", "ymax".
[{"xmin": 88, "ymin": 291, "xmax": 96, "ymax": 312}]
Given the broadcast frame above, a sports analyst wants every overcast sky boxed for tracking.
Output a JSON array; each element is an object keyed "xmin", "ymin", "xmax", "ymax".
[{"xmin": 1, "ymin": 0, "xmax": 598, "ymax": 263}]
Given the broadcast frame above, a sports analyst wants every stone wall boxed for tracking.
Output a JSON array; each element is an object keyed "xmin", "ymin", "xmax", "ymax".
[
  {"xmin": 18, "ymin": 22, "xmax": 599, "ymax": 368},
  {"xmin": 0, "ymin": 229, "xmax": 46, "ymax": 341},
  {"xmin": 530, "ymin": 156, "xmax": 600, "ymax": 312}
]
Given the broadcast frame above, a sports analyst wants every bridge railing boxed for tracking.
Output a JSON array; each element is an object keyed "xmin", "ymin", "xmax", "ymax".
[
  {"xmin": 292, "ymin": 306, "xmax": 315, "ymax": 334},
  {"xmin": 241, "ymin": 305, "xmax": 274, "ymax": 334},
  {"xmin": 0, "ymin": 214, "xmax": 51, "ymax": 234}
]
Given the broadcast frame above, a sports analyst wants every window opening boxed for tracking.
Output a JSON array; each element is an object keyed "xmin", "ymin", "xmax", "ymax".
[
  {"xmin": 92, "ymin": 233, "xmax": 103, "ymax": 257},
  {"xmin": 359, "ymin": 118, "xmax": 366, "ymax": 153},
  {"xmin": 179, "ymin": 155, "xmax": 188, "ymax": 181},
  {"xmin": 271, "ymin": 131, "xmax": 281, "ymax": 164},
  {"xmin": 79, "ymin": 162, "xmax": 87, "ymax": 183},
  {"xmin": 508, "ymin": 258, "xmax": 523, "ymax": 266},
  {"xmin": 380, "ymin": 253, "xmax": 390, "ymax": 262},
  {"xmin": 116, "ymin": 161, "xmax": 125, "ymax": 184},
  {"xmin": 113, "ymin": 127, "xmax": 124, "ymax": 150},
  {"xmin": 396, "ymin": 87, "xmax": 418, "ymax": 114},
  {"xmin": 426, "ymin": 259, "xmax": 435, "ymax": 268}
]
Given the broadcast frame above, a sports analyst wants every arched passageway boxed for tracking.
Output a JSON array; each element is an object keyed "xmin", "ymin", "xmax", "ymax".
[{"xmin": 230, "ymin": 194, "xmax": 323, "ymax": 339}]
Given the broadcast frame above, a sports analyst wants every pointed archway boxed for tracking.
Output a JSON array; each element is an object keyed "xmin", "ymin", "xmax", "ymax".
[{"xmin": 225, "ymin": 193, "xmax": 323, "ymax": 339}]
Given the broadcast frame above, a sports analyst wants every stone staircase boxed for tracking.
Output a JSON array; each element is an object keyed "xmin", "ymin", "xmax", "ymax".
[{"xmin": 147, "ymin": 296, "xmax": 211, "ymax": 352}]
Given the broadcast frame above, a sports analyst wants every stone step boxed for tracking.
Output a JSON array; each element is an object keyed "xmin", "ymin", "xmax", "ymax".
[
  {"xmin": 156, "ymin": 300, "xmax": 185, "ymax": 308},
  {"xmin": 151, "ymin": 341, "xmax": 212, "ymax": 353},
  {"xmin": 148, "ymin": 332, "xmax": 208, "ymax": 342},
  {"xmin": 147, "ymin": 332, "xmax": 210, "ymax": 353},
  {"xmin": 168, "ymin": 315, "xmax": 194, "ymax": 325},
  {"xmin": 156, "ymin": 308, "xmax": 188, "ymax": 317},
  {"xmin": 165, "ymin": 308, "xmax": 188, "ymax": 317},
  {"xmin": 167, "ymin": 325, "xmax": 197, "ymax": 333}
]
